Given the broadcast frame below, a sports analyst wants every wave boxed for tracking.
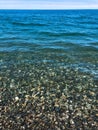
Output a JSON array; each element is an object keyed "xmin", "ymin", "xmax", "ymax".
[
  {"xmin": 11, "ymin": 21, "xmax": 47, "ymax": 27},
  {"xmin": 38, "ymin": 31, "xmax": 89, "ymax": 37},
  {"xmin": 89, "ymin": 42, "xmax": 98, "ymax": 46},
  {"xmin": 79, "ymin": 21, "xmax": 98, "ymax": 25}
]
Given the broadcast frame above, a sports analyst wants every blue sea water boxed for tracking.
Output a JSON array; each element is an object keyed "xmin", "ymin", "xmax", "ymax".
[{"xmin": 0, "ymin": 10, "xmax": 98, "ymax": 78}]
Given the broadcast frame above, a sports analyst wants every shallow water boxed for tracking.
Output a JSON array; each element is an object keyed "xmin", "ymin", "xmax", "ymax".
[
  {"xmin": 0, "ymin": 10, "xmax": 98, "ymax": 129},
  {"xmin": 0, "ymin": 10, "xmax": 98, "ymax": 76}
]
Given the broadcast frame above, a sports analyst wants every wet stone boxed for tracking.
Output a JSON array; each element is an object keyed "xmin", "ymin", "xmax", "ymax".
[{"xmin": 1, "ymin": 63, "xmax": 98, "ymax": 129}]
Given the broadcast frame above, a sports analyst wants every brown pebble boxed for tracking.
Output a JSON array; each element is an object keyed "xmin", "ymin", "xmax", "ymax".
[{"xmin": 95, "ymin": 113, "xmax": 98, "ymax": 117}]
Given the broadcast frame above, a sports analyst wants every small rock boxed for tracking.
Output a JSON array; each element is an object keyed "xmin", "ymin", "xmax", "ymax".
[
  {"xmin": 10, "ymin": 83, "xmax": 14, "ymax": 88},
  {"xmin": 70, "ymin": 119, "xmax": 74, "ymax": 125},
  {"xmin": 15, "ymin": 96, "xmax": 19, "ymax": 101},
  {"xmin": 95, "ymin": 113, "xmax": 98, "ymax": 117}
]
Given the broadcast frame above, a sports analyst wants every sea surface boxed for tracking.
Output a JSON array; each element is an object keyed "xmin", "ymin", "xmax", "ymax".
[
  {"xmin": 0, "ymin": 10, "xmax": 98, "ymax": 77},
  {"xmin": 1, "ymin": 10, "xmax": 98, "ymax": 129}
]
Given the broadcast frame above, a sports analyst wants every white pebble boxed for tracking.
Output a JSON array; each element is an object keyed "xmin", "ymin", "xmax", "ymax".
[{"xmin": 15, "ymin": 96, "xmax": 19, "ymax": 101}]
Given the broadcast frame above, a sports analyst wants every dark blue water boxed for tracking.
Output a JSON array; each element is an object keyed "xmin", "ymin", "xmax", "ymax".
[{"xmin": 0, "ymin": 10, "xmax": 98, "ymax": 78}]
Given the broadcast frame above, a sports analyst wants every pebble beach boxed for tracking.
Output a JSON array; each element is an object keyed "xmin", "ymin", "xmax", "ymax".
[{"xmin": 1, "ymin": 61, "xmax": 98, "ymax": 129}]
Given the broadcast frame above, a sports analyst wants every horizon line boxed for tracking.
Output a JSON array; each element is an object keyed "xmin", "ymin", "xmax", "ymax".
[{"xmin": 0, "ymin": 8, "xmax": 98, "ymax": 10}]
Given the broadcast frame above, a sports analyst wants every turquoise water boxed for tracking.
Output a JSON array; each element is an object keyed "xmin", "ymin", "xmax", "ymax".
[
  {"xmin": 0, "ymin": 10, "xmax": 98, "ymax": 129},
  {"xmin": 0, "ymin": 10, "xmax": 98, "ymax": 77}
]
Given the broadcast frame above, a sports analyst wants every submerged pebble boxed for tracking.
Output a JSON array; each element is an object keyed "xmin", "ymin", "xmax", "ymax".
[
  {"xmin": 15, "ymin": 96, "xmax": 19, "ymax": 101},
  {"xmin": 1, "ymin": 65, "xmax": 98, "ymax": 130}
]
